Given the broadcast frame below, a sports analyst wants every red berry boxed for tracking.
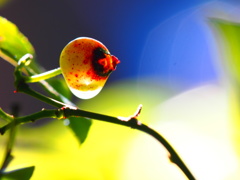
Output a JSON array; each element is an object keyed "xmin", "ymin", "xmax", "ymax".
[{"xmin": 60, "ymin": 37, "xmax": 120, "ymax": 99}]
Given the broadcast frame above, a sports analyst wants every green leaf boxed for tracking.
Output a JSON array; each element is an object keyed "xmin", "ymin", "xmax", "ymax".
[
  {"xmin": 47, "ymin": 78, "xmax": 72, "ymax": 100},
  {"xmin": 210, "ymin": 18, "xmax": 240, "ymax": 85},
  {"xmin": 0, "ymin": 16, "xmax": 38, "ymax": 72},
  {"xmin": 46, "ymin": 79, "xmax": 92, "ymax": 144},
  {"xmin": 68, "ymin": 117, "xmax": 92, "ymax": 144},
  {"xmin": 1, "ymin": 166, "xmax": 35, "ymax": 180}
]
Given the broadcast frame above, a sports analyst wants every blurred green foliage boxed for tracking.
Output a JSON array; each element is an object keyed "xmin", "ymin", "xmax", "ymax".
[
  {"xmin": 1, "ymin": 166, "xmax": 34, "ymax": 180},
  {"xmin": 0, "ymin": 0, "xmax": 11, "ymax": 8},
  {"xmin": 210, "ymin": 18, "xmax": 240, "ymax": 86},
  {"xmin": 0, "ymin": 16, "xmax": 38, "ymax": 72},
  {"xmin": 210, "ymin": 18, "xmax": 240, "ymax": 160}
]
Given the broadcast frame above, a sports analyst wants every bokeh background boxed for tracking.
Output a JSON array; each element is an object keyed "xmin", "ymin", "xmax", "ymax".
[{"xmin": 1, "ymin": 0, "xmax": 240, "ymax": 179}]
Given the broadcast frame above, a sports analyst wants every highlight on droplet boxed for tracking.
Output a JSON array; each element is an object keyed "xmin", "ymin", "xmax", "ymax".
[{"xmin": 69, "ymin": 86, "xmax": 102, "ymax": 99}]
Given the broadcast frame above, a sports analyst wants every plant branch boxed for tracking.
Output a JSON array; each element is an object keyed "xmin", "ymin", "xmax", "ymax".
[
  {"xmin": 14, "ymin": 54, "xmax": 74, "ymax": 107},
  {"xmin": 9, "ymin": 54, "xmax": 196, "ymax": 179},
  {"xmin": 0, "ymin": 108, "xmax": 13, "ymax": 122},
  {"xmin": 16, "ymin": 81, "xmax": 69, "ymax": 108},
  {"xmin": 0, "ymin": 107, "xmax": 195, "ymax": 180},
  {"xmin": 14, "ymin": 63, "xmax": 74, "ymax": 108},
  {"xmin": 0, "ymin": 104, "xmax": 20, "ymax": 176}
]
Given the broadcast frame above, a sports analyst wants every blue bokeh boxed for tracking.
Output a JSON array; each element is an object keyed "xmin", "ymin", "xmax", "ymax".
[{"xmin": 70, "ymin": 0, "xmax": 214, "ymax": 82}]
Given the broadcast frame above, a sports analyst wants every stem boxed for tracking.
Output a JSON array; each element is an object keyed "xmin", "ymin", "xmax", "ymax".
[
  {"xmin": 137, "ymin": 124, "xmax": 195, "ymax": 180},
  {"xmin": 0, "ymin": 104, "xmax": 20, "ymax": 176},
  {"xmin": 0, "ymin": 107, "xmax": 195, "ymax": 180},
  {"xmin": 14, "ymin": 56, "xmax": 74, "ymax": 107},
  {"xmin": 0, "ymin": 109, "xmax": 13, "ymax": 122},
  {"xmin": 17, "ymin": 82, "xmax": 70, "ymax": 108},
  {"xmin": 24, "ymin": 67, "xmax": 62, "ymax": 83}
]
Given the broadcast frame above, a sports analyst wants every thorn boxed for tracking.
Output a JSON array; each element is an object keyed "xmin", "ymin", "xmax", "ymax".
[
  {"xmin": 132, "ymin": 104, "xmax": 142, "ymax": 119},
  {"xmin": 118, "ymin": 104, "xmax": 143, "ymax": 122}
]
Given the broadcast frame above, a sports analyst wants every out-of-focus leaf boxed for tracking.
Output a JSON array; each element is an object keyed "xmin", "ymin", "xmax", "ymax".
[
  {"xmin": 1, "ymin": 166, "xmax": 35, "ymax": 180},
  {"xmin": 47, "ymin": 78, "xmax": 72, "ymax": 100},
  {"xmin": 0, "ymin": 0, "xmax": 11, "ymax": 8},
  {"xmin": 46, "ymin": 79, "xmax": 91, "ymax": 144},
  {"xmin": 210, "ymin": 18, "xmax": 240, "ymax": 159},
  {"xmin": 0, "ymin": 16, "xmax": 39, "ymax": 72},
  {"xmin": 68, "ymin": 117, "xmax": 92, "ymax": 144},
  {"xmin": 210, "ymin": 18, "xmax": 240, "ymax": 85}
]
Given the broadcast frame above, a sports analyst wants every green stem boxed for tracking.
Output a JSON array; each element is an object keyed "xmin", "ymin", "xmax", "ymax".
[
  {"xmin": 17, "ymin": 82, "xmax": 70, "ymax": 108},
  {"xmin": 0, "ymin": 107, "xmax": 195, "ymax": 180},
  {"xmin": 14, "ymin": 56, "xmax": 74, "ymax": 107},
  {"xmin": 0, "ymin": 104, "xmax": 20, "ymax": 175},
  {"xmin": 0, "ymin": 124, "xmax": 16, "ymax": 170},
  {"xmin": 24, "ymin": 67, "xmax": 62, "ymax": 83},
  {"xmin": 0, "ymin": 109, "xmax": 13, "ymax": 122}
]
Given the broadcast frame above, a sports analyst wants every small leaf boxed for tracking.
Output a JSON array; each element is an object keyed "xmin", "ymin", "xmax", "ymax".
[
  {"xmin": 68, "ymin": 117, "xmax": 92, "ymax": 144},
  {"xmin": 0, "ymin": 16, "xmax": 38, "ymax": 72},
  {"xmin": 1, "ymin": 166, "xmax": 35, "ymax": 180}
]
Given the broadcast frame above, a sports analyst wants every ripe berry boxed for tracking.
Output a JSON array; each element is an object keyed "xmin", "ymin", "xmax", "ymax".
[{"xmin": 60, "ymin": 37, "xmax": 120, "ymax": 99}]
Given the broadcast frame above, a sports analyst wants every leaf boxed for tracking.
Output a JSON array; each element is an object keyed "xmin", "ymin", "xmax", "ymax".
[
  {"xmin": 1, "ymin": 166, "xmax": 35, "ymax": 180},
  {"xmin": 210, "ymin": 18, "xmax": 240, "ymax": 85},
  {"xmin": 47, "ymin": 78, "xmax": 72, "ymax": 100},
  {"xmin": 68, "ymin": 117, "xmax": 92, "ymax": 144},
  {"xmin": 0, "ymin": 16, "xmax": 38, "ymax": 72},
  {"xmin": 45, "ymin": 79, "xmax": 92, "ymax": 144},
  {"xmin": 0, "ymin": 0, "xmax": 11, "ymax": 8}
]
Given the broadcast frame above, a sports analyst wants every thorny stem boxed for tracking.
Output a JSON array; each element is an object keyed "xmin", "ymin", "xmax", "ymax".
[{"xmin": 0, "ymin": 107, "xmax": 196, "ymax": 180}]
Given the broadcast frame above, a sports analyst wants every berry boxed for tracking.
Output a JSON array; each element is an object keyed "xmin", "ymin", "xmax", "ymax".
[{"xmin": 60, "ymin": 37, "xmax": 120, "ymax": 99}]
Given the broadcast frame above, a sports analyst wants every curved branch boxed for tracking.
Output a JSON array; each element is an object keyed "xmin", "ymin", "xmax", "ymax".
[
  {"xmin": 9, "ymin": 54, "xmax": 196, "ymax": 179},
  {"xmin": 0, "ymin": 107, "xmax": 195, "ymax": 180}
]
